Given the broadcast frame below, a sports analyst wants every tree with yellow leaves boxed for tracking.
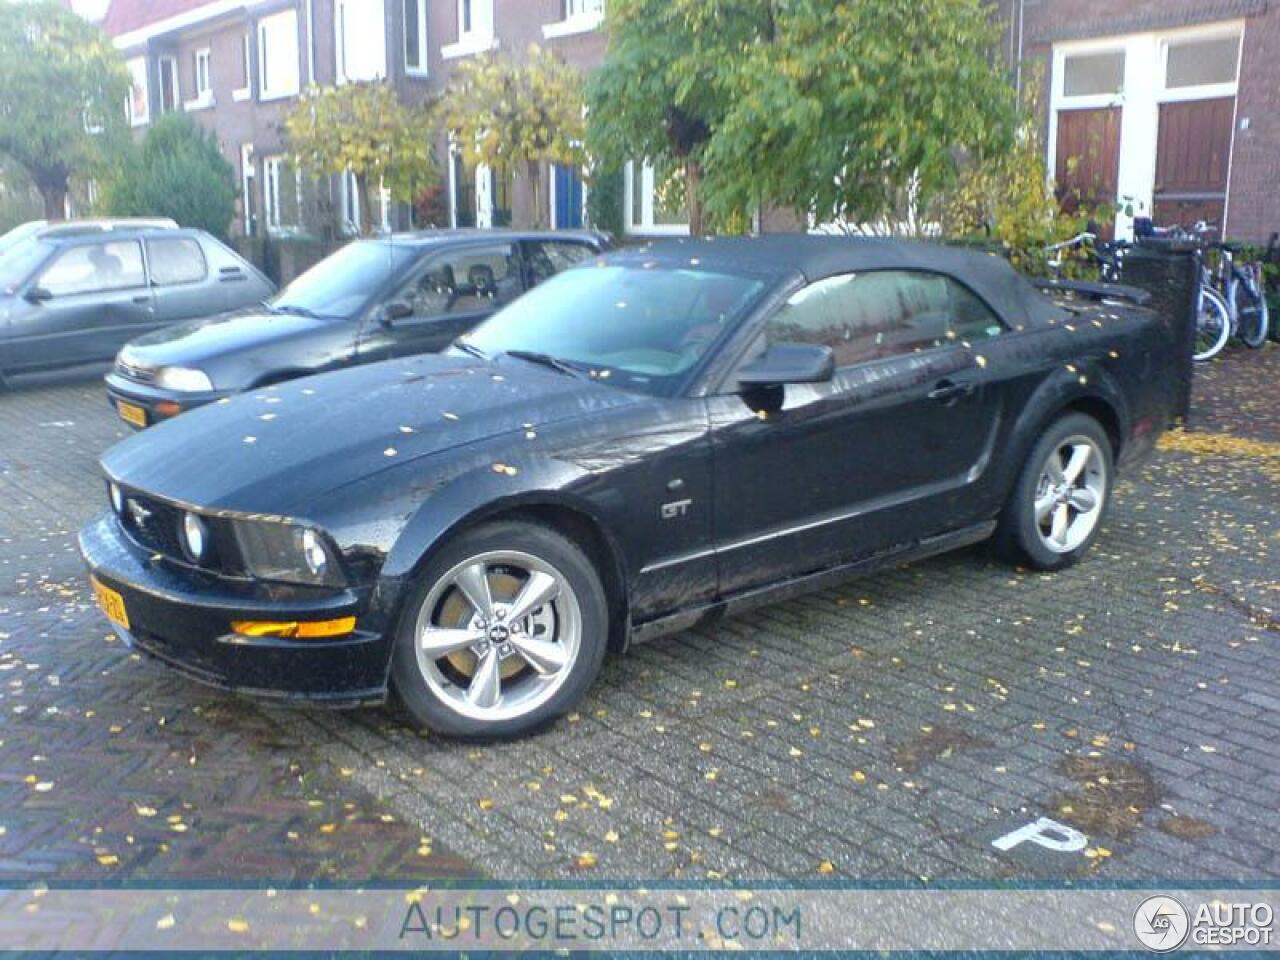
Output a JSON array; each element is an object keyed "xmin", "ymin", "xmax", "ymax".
[
  {"xmin": 285, "ymin": 81, "xmax": 436, "ymax": 235},
  {"xmin": 437, "ymin": 45, "xmax": 586, "ymax": 229}
]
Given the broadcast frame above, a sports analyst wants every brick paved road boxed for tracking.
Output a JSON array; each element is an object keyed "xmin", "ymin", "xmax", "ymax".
[{"xmin": 1, "ymin": 349, "xmax": 1277, "ymax": 885}]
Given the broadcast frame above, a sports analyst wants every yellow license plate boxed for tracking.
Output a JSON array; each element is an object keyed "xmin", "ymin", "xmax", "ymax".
[
  {"xmin": 116, "ymin": 401, "xmax": 147, "ymax": 428},
  {"xmin": 91, "ymin": 576, "xmax": 130, "ymax": 630}
]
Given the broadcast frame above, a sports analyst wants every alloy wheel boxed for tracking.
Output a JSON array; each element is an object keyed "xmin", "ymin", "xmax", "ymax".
[
  {"xmin": 1033, "ymin": 434, "xmax": 1107, "ymax": 554},
  {"xmin": 413, "ymin": 550, "xmax": 581, "ymax": 723}
]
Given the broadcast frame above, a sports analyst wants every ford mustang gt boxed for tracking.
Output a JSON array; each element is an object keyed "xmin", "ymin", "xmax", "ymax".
[{"xmin": 80, "ymin": 236, "xmax": 1181, "ymax": 738}]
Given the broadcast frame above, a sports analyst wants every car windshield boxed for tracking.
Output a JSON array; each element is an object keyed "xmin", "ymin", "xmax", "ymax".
[
  {"xmin": 462, "ymin": 263, "xmax": 768, "ymax": 395},
  {"xmin": 270, "ymin": 240, "xmax": 417, "ymax": 318},
  {"xmin": 0, "ymin": 239, "xmax": 53, "ymax": 294}
]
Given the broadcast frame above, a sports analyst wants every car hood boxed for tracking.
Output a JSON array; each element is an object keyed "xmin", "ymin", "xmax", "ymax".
[
  {"xmin": 122, "ymin": 308, "xmax": 333, "ymax": 367},
  {"xmin": 101, "ymin": 353, "xmax": 641, "ymax": 517}
]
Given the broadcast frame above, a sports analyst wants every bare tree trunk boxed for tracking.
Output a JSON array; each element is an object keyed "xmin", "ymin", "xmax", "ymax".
[
  {"xmin": 684, "ymin": 158, "xmax": 705, "ymax": 237},
  {"xmin": 527, "ymin": 160, "xmax": 543, "ymax": 230},
  {"xmin": 356, "ymin": 172, "xmax": 374, "ymax": 236},
  {"xmin": 38, "ymin": 176, "xmax": 68, "ymax": 221}
]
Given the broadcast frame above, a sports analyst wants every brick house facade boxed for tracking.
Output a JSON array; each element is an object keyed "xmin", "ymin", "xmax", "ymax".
[{"xmin": 997, "ymin": 0, "xmax": 1280, "ymax": 243}]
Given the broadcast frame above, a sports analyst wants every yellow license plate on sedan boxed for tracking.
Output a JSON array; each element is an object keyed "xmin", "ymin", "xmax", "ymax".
[
  {"xmin": 91, "ymin": 576, "xmax": 130, "ymax": 630},
  {"xmin": 116, "ymin": 401, "xmax": 147, "ymax": 428}
]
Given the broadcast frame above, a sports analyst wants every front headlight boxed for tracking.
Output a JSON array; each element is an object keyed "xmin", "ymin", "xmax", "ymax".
[
  {"xmin": 154, "ymin": 366, "xmax": 213, "ymax": 392},
  {"xmin": 233, "ymin": 520, "xmax": 343, "ymax": 587}
]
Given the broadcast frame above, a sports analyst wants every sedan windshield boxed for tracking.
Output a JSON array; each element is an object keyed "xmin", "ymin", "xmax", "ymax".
[
  {"xmin": 463, "ymin": 264, "xmax": 767, "ymax": 395},
  {"xmin": 0, "ymin": 240, "xmax": 53, "ymax": 294},
  {"xmin": 271, "ymin": 240, "xmax": 416, "ymax": 318}
]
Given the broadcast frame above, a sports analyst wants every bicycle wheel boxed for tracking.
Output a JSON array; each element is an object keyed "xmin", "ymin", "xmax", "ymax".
[
  {"xmin": 1232, "ymin": 275, "xmax": 1269, "ymax": 348},
  {"xmin": 1194, "ymin": 287, "xmax": 1231, "ymax": 361}
]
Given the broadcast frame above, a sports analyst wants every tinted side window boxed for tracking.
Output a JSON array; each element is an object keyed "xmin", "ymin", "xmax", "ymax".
[
  {"xmin": 395, "ymin": 244, "xmax": 519, "ymax": 319},
  {"xmin": 39, "ymin": 241, "xmax": 145, "ymax": 296},
  {"xmin": 525, "ymin": 240, "xmax": 595, "ymax": 287},
  {"xmin": 147, "ymin": 237, "xmax": 208, "ymax": 286},
  {"xmin": 947, "ymin": 279, "xmax": 1005, "ymax": 342},
  {"xmin": 766, "ymin": 271, "xmax": 951, "ymax": 368}
]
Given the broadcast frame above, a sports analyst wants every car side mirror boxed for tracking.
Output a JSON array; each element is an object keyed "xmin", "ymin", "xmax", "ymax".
[
  {"xmin": 737, "ymin": 342, "xmax": 835, "ymax": 388},
  {"xmin": 24, "ymin": 286, "xmax": 52, "ymax": 304},
  {"xmin": 380, "ymin": 300, "xmax": 414, "ymax": 325}
]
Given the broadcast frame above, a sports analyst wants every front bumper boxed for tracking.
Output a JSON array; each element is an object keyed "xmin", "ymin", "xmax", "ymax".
[
  {"xmin": 78, "ymin": 512, "xmax": 390, "ymax": 705},
  {"xmin": 104, "ymin": 371, "xmax": 230, "ymax": 429}
]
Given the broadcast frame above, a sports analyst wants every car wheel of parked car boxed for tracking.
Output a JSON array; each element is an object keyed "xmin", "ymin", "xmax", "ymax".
[
  {"xmin": 391, "ymin": 520, "xmax": 609, "ymax": 738},
  {"xmin": 994, "ymin": 413, "xmax": 1113, "ymax": 571}
]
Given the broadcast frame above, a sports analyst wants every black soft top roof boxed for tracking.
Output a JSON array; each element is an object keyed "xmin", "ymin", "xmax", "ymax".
[{"xmin": 610, "ymin": 235, "xmax": 1064, "ymax": 328}]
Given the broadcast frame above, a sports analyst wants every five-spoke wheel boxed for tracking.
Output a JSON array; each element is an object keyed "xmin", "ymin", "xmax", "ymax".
[{"xmin": 392, "ymin": 521, "xmax": 608, "ymax": 738}]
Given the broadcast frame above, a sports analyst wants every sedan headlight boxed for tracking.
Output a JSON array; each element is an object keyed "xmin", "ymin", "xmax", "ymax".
[
  {"xmin": 233, "ymin": 520, "xmax": 343, "ymax": 587},
  {"xmin": 154, "ymin": 366, "xmax": 213, "ymax": 392}
]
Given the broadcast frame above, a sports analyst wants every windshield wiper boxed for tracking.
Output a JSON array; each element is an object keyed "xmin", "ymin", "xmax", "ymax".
[
  {"xmin": 503, "ymin": 350, "xmax": 585, "ymax": 379},
  {"xmin": 453, "ymin": 340, "xmax": 487, "ymax": 360}
]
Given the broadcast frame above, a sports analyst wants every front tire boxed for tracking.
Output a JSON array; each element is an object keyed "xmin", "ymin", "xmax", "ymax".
[
  {"xmin": 1232, "ymin": 279, "xmax": 1269, "ymax": 349},
  {"xmin": 994, "ymin": 413, "xmax": 1113, "ymax": 571},
  {"xmin": 1193, "ymin": 287, "xmax": 1231, "ymax": 361},
  {"xmin": 390, "ymin": 520, "xmax": 609, "ymax": 739}
]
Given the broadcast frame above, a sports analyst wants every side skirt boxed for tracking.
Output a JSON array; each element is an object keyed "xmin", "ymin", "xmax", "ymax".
[{"xmin": 628, "ymin": 521, "xmax": 997, "ymax": 646}]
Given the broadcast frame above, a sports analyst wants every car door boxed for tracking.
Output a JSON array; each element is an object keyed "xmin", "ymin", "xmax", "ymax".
[
  {"xmin": 707, "ymin": 269, "xmax": 1008, "ymax": 597},
  {"xmin": 7, "ymin": 239, "xmax": 155, "ymax": 371},
  {"xmin": 360, "ymin": 242, "xmax": 523, "ymax": 360},
  {"xmin": 144, "ymin": 235, "xmax": 214, "ymax": 328},
  {"xmin": 521, "ymin": 238, "xmax": 598, "ymax": 289}
]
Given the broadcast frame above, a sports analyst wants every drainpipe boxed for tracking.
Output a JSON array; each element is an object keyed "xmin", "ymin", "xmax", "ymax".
[
  {"xmin": 305, "ymin": 0, "xmax": 315, "ymax": 86},
  {"xmin": 1015, "ymin": 0, "xmax": 1026, "ymax": 98}
]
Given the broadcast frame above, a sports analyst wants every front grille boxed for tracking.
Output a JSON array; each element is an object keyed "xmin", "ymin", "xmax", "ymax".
[{"xmin": 115, "ymin": 358, "xmax": 156, "ymax": 384}]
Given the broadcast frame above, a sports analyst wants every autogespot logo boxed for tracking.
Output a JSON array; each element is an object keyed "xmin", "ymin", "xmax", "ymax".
[{"xmin": 1134, "ymin": 895, "xmax": 1191, "ymax": 952}]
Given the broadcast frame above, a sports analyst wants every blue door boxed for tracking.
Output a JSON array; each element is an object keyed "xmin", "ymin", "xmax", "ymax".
[{"xmin": 553, "ymin": 164, "xmax": 584, "ymax": 228}]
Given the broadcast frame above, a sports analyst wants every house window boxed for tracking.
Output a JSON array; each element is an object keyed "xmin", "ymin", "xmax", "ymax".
[
  {"xmin": 1165, "ymin": 34, "xmax": 1240, "ymax": 90},
  {"xmin": 157, "ymin": 56, "xmax": 180, "ymax": 113},
  {"xmin": 624, "ymin": 160, "xmax": 689, "ymax": 235},
  {"xmin": 241, "ymin": 144, "xmax": 257, "ymax": 237},
  {"xmin": 193, "ymin": 47, "xmax": 212, "ymax": 101},
  {"xmin": 544, "ymin": 0, "xmax": 603, "ymax": 38},
  {"xmin": 450, "ymin": 151, "xmax": 476, "ymax": 228},
  {"xmin": 125, "ymin": 56, "xmax": 149, "ymax": 126},
  {"xmin": 443, "ymin": 0, "xmax": 494, "ymax": 57},
  {"xmin": 258, "ymin": 9, "xmax": 300, "ymax": 101},
  {"xmin": 404, "ymin": 0, "xmax": 428, "ymax": 74},
  {"xmin": 336, "ymin": 0, "xmax": 387, "ymax": 83},
  {"xmin": 563, "ymin": 0, "xmax": 603, "ymax": 19},
  {"xmin": 264, "ymin": 156, "xmax": 300, "ymax": 231},
  {"xmin": 1062, "ymin": 50, "xmax": 1125, "ymax": 98}
]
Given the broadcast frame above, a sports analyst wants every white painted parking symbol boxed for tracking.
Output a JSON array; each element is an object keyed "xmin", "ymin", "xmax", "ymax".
[{"xmin": 992, "ymin": 816, "xmax": 1088, "ymax": 853}]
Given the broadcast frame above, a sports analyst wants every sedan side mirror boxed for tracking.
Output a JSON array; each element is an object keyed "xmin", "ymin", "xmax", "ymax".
[
  {"xmin": 24, "ymin": 286, "xmax": 52, "ymax": 304},
  {"xmin": 380, "ymin": 300, "xmax": 414, "ymax": 325},
  {"xmin": 737, "ymin": 342, "xmax": 835, "ymax": 388}
]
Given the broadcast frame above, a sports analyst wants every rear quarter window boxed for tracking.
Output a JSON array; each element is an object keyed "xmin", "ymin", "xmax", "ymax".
[{"xmin": 146, "ymin": 237, "xmax": 208, "ymax": 286}]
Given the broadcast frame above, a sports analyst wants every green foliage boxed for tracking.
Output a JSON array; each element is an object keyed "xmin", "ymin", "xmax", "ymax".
[
  {"xmin": 286, "ymin": 81, "xmax": 436, "ymax": 235},
  {"xmin": 588, "ymin": 0, "xmax": 1013, "ymax": 235},
  {"xmin": 585, "ymin": 166, "xmax": 624, "ymax": 237},
  {"xmin": 438, "ymin": 46, "xmax": 586, "ymax": 229},
  {"xmin": 106, "ymin": 114, "xmax": 236, "ymax": 239},
  {"xmin": 938, "ymin": 66, "xmax": 1095, "ymax": 276},
  {"xmin": 0, "ymin": 1, "xmax": 130, "ymax": 219}
]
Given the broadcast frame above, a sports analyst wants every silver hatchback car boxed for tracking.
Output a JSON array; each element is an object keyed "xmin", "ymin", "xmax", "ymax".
[{"xmin": 0, "ymin": 227, "xmax": 273, "ymax": 388}]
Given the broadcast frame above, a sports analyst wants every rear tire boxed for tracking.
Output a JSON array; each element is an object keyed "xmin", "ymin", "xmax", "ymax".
[
  {"xmin": 1193, "ymin": 287, "xmax": 1230, "ymax": 361},
  {"xmin": 390, "ymin": 520, "xmax": 609, "ymax": 739},
  {"xmin": 1232, "ymin": 280, "xmax": 1269, "ymax": 349},
  {"xmin": 993, "ymin": 413, "xmax": 1113, "ymax": 571}
]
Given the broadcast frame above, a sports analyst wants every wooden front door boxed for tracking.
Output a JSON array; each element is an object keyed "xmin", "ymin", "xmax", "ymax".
[
  {"xmin": 1054, "ymin": 107, "xmax": 1122, "ymax": 224},
  {"xmin": 1153, "ymin": 97, "xmax": 1234, "ymax": 231}
]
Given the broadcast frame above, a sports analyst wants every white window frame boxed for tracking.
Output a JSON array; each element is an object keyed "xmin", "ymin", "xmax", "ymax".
[
  {"xmin": 1047, "ymin": 19, "xmax": 1244, "ymax": 241},
  {"xmin": 185, "ymin": 46, "xmax": 213, "ymax": 110},
  {"xmin": 543, "ymin": 0, "xmax": 604, "ymax": 39},
  {"xmin": 233, "ymin": 32, "xmax": 253, "ymax": 101},
  {"xmin": 335, "ymin": 0, "xmax": 387, "ymax": 84},
  {"xmin": 403, "ymin": 0, "xmax": 429, "ymax": 76},
  {"xmin": 257, "ymin": 9, "xmax": 301, "ymax": 102},
  {"xmin": 240, "ymin": 143, "xmax": 257, "ymax": 237},
  {"xmin": 157, "ymin": 55, "xmax": 181, "ymax": 113},
  {"xmin": 125, "ymin": 56, "xmax": 149, "ymax": 127},
  {"xmin": 264, "ymin": 155, "xmax": 302, "ymax": 233},
  {"xmin": 623, "ymin": 160, "xmax": 690, "ymax": 236},
  {"xmin": 442, "ymin": 0, "xmax": 497, "ymax": 60}
]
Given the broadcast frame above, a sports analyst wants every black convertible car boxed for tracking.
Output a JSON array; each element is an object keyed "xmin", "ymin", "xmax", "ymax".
[
  {"xmin": 105, "ymin": 229, "xmax": 606, "ymax": 427},
  {"xmin": 81, "ymin": 236, "xmax": 1180, "ymax": 738}
]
